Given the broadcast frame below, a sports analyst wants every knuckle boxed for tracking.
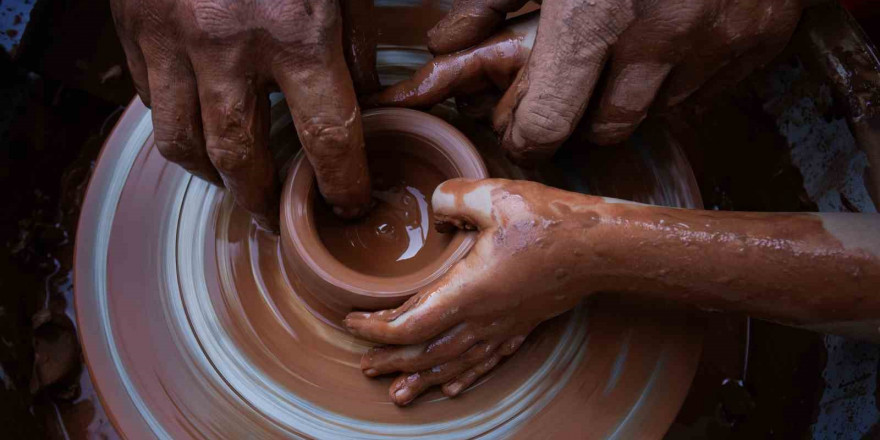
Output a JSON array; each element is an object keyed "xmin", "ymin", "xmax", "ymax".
[
  {"xmin": 155, "ymin": 137, "xmax": 194, "ymax": 163},
  {"xmin": 516, "ymin": 98, "xmax": 578, "ymax": 146},
  {"xmin": 300, "ymin": 117, "xmax": 359, "ymax": 164},
  {"xmin": 191, "ymin": 1, "xmax": 241, "ymax": 39},
  {"xmin": 153, "ymin": 119, "xmax": 200, "ymax": 162},
  {"xmin": 639, "ymin": 3, "xmax": 707, "ymax": 35},
  {"xmin": 561, "ymin": 0, "xmax": 634, "ymax": 54},
  {"xmin": 206, "ymin": 96, "xmax": 258, "ymax": 174},
  {"xmin": 207, "ymin": 144, "xmax": 250, "ymax": 174},
  {"xmin": 262, "ymin": 1, "xmax": 337, "ymax": 49}
]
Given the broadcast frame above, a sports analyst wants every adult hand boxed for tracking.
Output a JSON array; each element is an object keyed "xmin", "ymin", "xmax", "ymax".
[
  {"xmin": 368, "ymin": 0, "xmax": 803, "ymax": 163},
  {"xmin": 344, "ymin": 178, "xmax": 605, "ymax": 406},
  {"xmin": 111, "ymin": 0, "xmax": 373, "ymax": 230}
]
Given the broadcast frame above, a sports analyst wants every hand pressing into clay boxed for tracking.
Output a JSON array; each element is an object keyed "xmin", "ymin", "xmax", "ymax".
[
  {"xmin": 345, "ymin": 178, "xmax": 603, "ymax": 406},
  {"xmin": 111, "ymin": 0, "xmax": 376, "ymax": 230},
  {"xmin": 368, "ymin": 0, "xmax": 803, "ymax": 162},
  {"xmin": 346, "ymin": 177, "xmax": 880, "ymax": 405}
]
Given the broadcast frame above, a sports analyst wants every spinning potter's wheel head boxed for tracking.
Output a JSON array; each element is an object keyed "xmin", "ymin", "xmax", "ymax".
[{"xmin": 75, "ymin": 51, "xmax": 703, "ymax": 438}]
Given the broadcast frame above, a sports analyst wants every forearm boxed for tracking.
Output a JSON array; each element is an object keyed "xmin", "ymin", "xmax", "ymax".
[{"xmin": 584, "ymin": 200, "xmax": 880, "ymax": 336}]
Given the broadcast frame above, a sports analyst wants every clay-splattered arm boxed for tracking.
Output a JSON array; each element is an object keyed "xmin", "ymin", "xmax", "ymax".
[{"xmin": 345, "ymin": 178, "xmax": 880, "ymax": 406}]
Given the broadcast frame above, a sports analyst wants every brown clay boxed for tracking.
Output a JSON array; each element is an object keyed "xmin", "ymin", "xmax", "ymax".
[
  {"xmin": 75, "ymin": 97, "xmax": 702, "ymax": 438},
  {"xmin": 280, "ymin": 108, "xmax": 488, "ymax": 314},
  {"xmin": 314, "ymin": 148, "xmax": 452, "ymax": 277}
]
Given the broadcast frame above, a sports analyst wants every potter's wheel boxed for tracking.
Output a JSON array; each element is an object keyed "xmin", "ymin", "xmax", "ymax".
[{"xmin": 75, "ymin": 49, "xmax": 704, "ymax": 438}]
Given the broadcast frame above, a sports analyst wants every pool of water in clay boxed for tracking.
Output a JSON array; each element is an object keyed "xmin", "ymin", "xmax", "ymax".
[{"xmin": 314, "ymin": 144, "xmax": 452, "ymax": 277}]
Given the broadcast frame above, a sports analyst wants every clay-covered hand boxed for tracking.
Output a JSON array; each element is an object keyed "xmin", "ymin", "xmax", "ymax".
[
  {"xmin": 110, "ymin": 0, "xmax": 374, "ymax": 230},
  {"xmin": 344, "ymin": 178, "xmax": 602, "ymax": 406},
  {"xmin": 368, "ymin": 0, "xmax": 803, "ymax": 162}
]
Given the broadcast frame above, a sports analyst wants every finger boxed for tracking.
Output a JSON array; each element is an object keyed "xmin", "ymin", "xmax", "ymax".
[
  {"xmin": 441, "ymin": 353, "xmax": 502, "ymax": 397},
  {"xmin": 341, "ymin": 0, "xmax": 380, "ymax": 95},
  {"xmin": 274, "ymin": 49, "xmax": 371, "ymax": 218},
  {"xmin": 431, "ymin": 178, "xmax": 502, "ymax": 231},
  {"xmin": 389, "ymin": 341, "xmax": 496, "ymax": 406},
  {"xmin": 146, "ymin": 60, "xmax": 222, "ymax": 186},
  {"xmin": 363, "ymin": 47, "xmax": 493, "ymax": 110},
  {"xmin": 585, "ymin": 61, "xmax": 673, "ymax": 145},
  {"xmin": 496, "ymin": 334, "xmax": 527, "ymax": 356},
  {"xmin": 109, "ymin": 3, "xmax": 150, "ymax": 105},
  {"xmin": 361, "ymin": 322, "xmax": 479, "ymax": 376},
  {"xmin": 364, "ymin": 27, "xmax": 532, "ymax": 110},
  {"xmin": 496, "ymin": 1, "xmax": 633, "ymax": 164},
  {"xmin": 427, "ymin": 0, "xmax": 531, "ymax": 54},
  {"xmin": 194, "ymin": 61, "xmax": 278, "ymax": 230},
  {"xmin": 345, "ymin": 259, "xmax": 480, "ymax": 344},
  {"xmin": 442, "ymin": 333, "xmax": 526, "ymax": 397}
]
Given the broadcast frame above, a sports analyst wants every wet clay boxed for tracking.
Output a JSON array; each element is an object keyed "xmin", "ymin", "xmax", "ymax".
[
  {"xmin": 75, "ymin": 97, "xmax": 703, "ymax": 438},
  {"xmin": 280, "ymin": 108, "xmax": 488, "ymax": 315},
  {"xmin": 315, "ymin": 145, "xmax": 452, "ymax": 277}
]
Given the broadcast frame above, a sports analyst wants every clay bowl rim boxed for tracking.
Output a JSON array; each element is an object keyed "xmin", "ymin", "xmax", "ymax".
[{"xmin": 281, "ymin": 107, "xmax": 489, "ymax": 300}]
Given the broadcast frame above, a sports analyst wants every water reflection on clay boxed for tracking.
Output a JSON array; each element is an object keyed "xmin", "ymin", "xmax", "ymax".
[{"xmin": 315, "ymin": 149, "xmax": 451, "ymax": 277}]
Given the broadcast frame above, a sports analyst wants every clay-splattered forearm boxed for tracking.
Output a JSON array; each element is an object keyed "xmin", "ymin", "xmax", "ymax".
[{"xmin": 581, "ymin": 200, "xmax": 880, "ymax": 340}]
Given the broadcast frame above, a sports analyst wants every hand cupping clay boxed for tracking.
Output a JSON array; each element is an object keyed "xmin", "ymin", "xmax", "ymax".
[{"xmin": 347, "ymin": 178, "xmax": 880, "ymax": 405}]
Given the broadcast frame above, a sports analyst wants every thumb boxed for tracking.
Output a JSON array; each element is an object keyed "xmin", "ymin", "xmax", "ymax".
[
  {"xmin": 432, "ymin": 178, "xmax": 502, "ymax": 231},
  {"xmin": 427, "ymin": 0, "xmax": 531, "ymax": 54}
]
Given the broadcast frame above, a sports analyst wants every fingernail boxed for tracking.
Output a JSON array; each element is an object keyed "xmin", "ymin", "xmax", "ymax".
[
  {"xmin": 393, "ymin": 389, "xmax": 412, "ymax": 406},
  {"xmin": 364, "ymin": 368, "xmax": 379, "ymax": 377},
  {"xmin": 445, "ymin": 382, "xmax": 463, "ymax": 397}
]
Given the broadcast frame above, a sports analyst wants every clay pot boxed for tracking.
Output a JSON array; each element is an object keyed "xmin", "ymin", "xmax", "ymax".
[{"xmin": 280, "ymin": 108, "xmax": 488, "ymax": 314}]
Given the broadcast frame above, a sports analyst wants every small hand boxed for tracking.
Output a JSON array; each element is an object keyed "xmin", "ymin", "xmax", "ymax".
[
  {"xmin": 344, "ymin": 178, "xmax": 604, "ymax": 406},
  {"xmin": 369, "ymin": 0, "xmax": 803, "ymax": 162},
  {"xmin": 111, "ymin": 0, "xmax": 374, "ymax": 230}
]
